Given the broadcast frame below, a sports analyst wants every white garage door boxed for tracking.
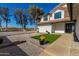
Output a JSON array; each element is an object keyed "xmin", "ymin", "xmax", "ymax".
[
  {"xmin": 54, "ymin": 23, "xmax": 65, "ymax": 33},
  {"xmin": 38, "ymin": 25, "xmax": 52, "ymax": 33}
]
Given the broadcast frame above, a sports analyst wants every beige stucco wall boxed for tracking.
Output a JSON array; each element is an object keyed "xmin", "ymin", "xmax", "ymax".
[
  {"xmin": 72, "ymin": 4, "xmax": 79, "ymax": 20},
  {"xmin": 76, "ymin": 12, "xmax": 79, "ymax": 40},
  {"xmin": 72, "ymin": 4, "xmax": 79, "ymax": 40}
]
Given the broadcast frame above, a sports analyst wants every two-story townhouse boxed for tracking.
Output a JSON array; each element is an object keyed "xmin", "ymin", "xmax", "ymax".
[{"xmin": 38, "ymin": 3, "xmax": 75, "ymax": 33}]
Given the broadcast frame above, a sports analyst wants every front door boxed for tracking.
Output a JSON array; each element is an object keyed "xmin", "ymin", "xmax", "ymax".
[{"xmin": 65, "ymin": 23, "xmax": 75, "ymax": 33}]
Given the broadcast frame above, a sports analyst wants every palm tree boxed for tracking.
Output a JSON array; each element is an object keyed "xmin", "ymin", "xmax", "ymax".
[
  {"xmin": 14, "ymin": 8, "xmax": 27, "ymax": 30},
  {"xmin": 28, "ymin": 4, "xmax": 44, "ymax": 30},
  {"xmin": 0, "ymin": 7, "xmax": 10, "ymax": 31}
]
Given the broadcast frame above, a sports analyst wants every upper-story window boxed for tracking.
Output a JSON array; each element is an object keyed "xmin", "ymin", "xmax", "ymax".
[
  {"xmin": 54, "ymin": 11, "xmax": 61, "ymax": 19},
  {"xmin": 43, "ymin": 16, "xmax": 48, "ymax": 21},
  {"xmin": 53, "ymin": 10, "xmax": 64, "ymax": 19}
]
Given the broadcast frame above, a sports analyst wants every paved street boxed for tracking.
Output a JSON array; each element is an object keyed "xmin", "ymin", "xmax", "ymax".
[
  {"xmin": 0, "ymin": 32, "xmax": 47, "ymax": 56},
  {"xmin": 0, "ymin": 31, "xmax": 34, "ymax": 36}
]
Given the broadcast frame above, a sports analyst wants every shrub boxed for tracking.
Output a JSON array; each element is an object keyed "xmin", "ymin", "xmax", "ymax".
[
  {"xmin": 46, "ymin": 30, "xmax": 50, "ymax": 34},
  {"xmin": 40, "ymin": 35, "xmax": 46, "ymax": 41}
]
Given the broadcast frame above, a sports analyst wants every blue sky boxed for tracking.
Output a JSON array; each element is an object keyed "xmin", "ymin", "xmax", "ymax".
[{"xmin": 0, "ymin": 3, "xmax": 59, "ymax": 28}]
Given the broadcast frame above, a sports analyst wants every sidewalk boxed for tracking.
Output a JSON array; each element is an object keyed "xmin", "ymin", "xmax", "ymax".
[{"xmin": 39, "ymin": 34, "xmax": 73, "ymax": 56}]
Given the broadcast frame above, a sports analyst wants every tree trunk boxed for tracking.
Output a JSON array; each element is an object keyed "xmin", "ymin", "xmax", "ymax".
[
  {"xmin": 34, "ymin": 20, "xmax": 38, "ymax": 31},
  {"xmin": 21, "ymin": 24, "xmax": 24, "ymax": 32},
  {"xmin": 22, "ymin": 24, "xmax": 26, "ymax": 32},
  {"xmin": 24, "ymin": 24, "xmax": 26, "ymax": 29},
  {"xmin": 0, "ymin": 20, "xmax": 2, "ymax": 32},
  {"xmin": 6, "ymin": 22, "xmax": 8, "ymax": 32}
]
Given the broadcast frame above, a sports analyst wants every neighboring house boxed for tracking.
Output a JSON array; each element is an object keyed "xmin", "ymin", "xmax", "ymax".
[
  {"xmin": 38, "ymin": 3, "xmax": 75, "ymax": 33},
  {"xmin": 67, "ymin": 4, "xmax": 79, "ymax": 41}
]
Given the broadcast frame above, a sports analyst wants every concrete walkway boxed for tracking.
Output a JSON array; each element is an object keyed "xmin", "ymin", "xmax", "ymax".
[
  {"xmin": 70, "ymin": 36, "xmax": 79, "ymax": 56},
  {"xmin": 39, "ymin": 34, "xmax": 73, "ymax": 56}
]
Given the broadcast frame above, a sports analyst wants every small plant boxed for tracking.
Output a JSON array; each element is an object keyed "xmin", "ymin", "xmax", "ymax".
[
  {"xmin": 40, "ymin": 35, "xmax": 46, "ymax": 41},
  {"xmin": 39, "ymin": 35, "xmax": 46, "ymax": 45}
]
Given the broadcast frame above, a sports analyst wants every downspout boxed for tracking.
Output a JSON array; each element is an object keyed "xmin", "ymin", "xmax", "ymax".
[{"xmin": 69, "ymin": 3, "xmax": 72, "ymax": 21}]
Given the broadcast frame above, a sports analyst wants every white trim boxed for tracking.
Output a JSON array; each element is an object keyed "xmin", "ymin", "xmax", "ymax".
[
  {"xmin": 55, "ymin": 30, "xmax": 65, "ymax": 33},
  {"xmin": 51, "ymin": 13, "xmax": 54, "ymax": 19},
  {"xmin": 54, "ymin": 10, "xmax": 64, "ymax": 19},
  {"xmin": 62, "ymin": 4, "xmax": 67, "ymax": 7},
  {"xmin": 50, "ymin": 10, "xmax": 64, "ymax": 20},
  {"xmin": 62, "ymin": 10, "xmax": 64, "ymax": 18},
  {"xmin": 40, "ymin": 17, "xmax": 44, "ymax": 22},
  {"xmin": 48, "ymin": 15, "xmax": 50, "ymax": 21}
]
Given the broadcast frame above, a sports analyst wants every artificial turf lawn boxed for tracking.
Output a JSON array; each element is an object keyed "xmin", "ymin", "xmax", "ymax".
[{"xmin": 32, "ymin": 34, "xmax": 61, "ymax": 44}]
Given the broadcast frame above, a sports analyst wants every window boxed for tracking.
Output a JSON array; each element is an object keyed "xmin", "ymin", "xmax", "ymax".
[
  {"xmin": 54, "ymin": 11, "xmax": 62, "ymax": 19},
  {"xmin": 43, "ymin": 16, "xmax": 48, "ymax": 21}
]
